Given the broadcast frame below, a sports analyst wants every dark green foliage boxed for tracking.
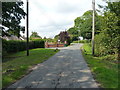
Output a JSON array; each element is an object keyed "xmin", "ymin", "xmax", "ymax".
[
  {"xmin": 74, "ymin": 10, "xmax": 93, "ymax": 39},
  {"xmin": 30, "ymin": 32, "xmax": 42, "ymax": 40},
  {"xmin": 2, "ymin": 1, "xmax": 26, "ymax": 37},
  {"xmin": 29, "ymin": 40, "xmax": 44, "ymax": 49},
  {"xmin": 66, "ymin": 37, "xmax": 72, "ymax": 46},
  {"xmin": 94, "ymin": 2, "xmax": 120, "ymax": 58},
  {"xmin": 77, "ymin": 10, "xmax": 101, "ymax": 39},
  {"xmin": 67, "ymin": 27, "xmax": 78, "ymax": 35},
  {"xmin": 67, "ymin": 27, "xmax": 79, "ymax": 41},
  {"xmin": 107, "ymin": 2, "xmax": 120, "ymax": 17},
  {"xmin": 2, "ymin": 39, "xmax": 26, "ymax": 54},
  {"xmin": 73, "ymin": 40, "xmax": 90, "ymax": 43},
  {"xmin": 68, "ymin": 10, "xmax": 101, "ymax": 40},
  {"xmin": 2, "ymin": 39, "xmax": 45, "ymax": 55}
]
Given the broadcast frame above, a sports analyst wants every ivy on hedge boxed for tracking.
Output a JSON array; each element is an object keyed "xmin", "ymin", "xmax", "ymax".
[{"xmin": 2, "ymin": 39, "xmax": 45, "ymax": 55}]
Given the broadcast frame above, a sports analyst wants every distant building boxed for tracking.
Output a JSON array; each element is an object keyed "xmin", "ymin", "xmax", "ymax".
[
  {"xmin": 30, "ymin": 37, "xmax": 42, "ymax": 40},
  {"xmin": 0, "ymin": 35, "xmax": 26, "ymax": 41}
]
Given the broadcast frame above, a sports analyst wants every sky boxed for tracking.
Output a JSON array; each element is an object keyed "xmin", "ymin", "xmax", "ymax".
[{"xmin": 20, "ymin": 0, "xmax": 106, "ymax": 38}]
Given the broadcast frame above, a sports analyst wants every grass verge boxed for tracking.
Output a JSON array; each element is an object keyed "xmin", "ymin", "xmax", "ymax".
[
  {"xmin": 2, "ymin": 48, "xmax": 59, "ymax": 88},
  {"xmin": 72, "ymin": 40, "xmax": 90, "ymax": 43},
  {"xmin": 82, "ymin": 43, "xmax": 118, "ymax": 88}
]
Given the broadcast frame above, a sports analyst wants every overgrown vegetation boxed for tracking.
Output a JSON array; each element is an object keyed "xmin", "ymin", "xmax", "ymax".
[
  {"xmin": 82, "ymin": 44, "xmax": 118, "ymax": 88},
  {"xmin": 93, "ymin": 2, "xmax": 120, "ymax": 62},
  {"xmin": 68, "ymin": 1, "xmax": 120, "ymax": 59},
  {"xmin": 2, "ymin": 48, "xmax": 59, "ymax": 88}
]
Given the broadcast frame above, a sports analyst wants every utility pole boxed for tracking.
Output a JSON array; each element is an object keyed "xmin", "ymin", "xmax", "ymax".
[
  {"xmin": 92, "ymin": 0, "xmax": 95, "ymax": 56},
  {"xmin": 26, "ymin": 0, "xmax": 29, "ymax": 56}
]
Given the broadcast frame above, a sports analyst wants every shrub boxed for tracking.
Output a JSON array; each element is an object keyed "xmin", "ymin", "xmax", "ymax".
[
  {"xmin": 94, "ymin": 33, "xmax": 118, "ymax": 56},
  {"xmin": 30, "ymin": 39, "xmax": 44, "ymax": 48},
  {"xmin": 72, "ymin": 40, "xmax": 90, "ymax": 43},
  {"xmin": 2, "ymin": 39, "xmax": 45, "ymax": 56},
  {"xmin": 66, "ymin": 38, "xmax": 72, "ymax": 46}
]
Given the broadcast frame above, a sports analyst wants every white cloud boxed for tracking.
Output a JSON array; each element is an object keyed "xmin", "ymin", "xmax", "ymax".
[{"xmin": 21, "ymin": 0, "xmax": 106, "ymax": 38}]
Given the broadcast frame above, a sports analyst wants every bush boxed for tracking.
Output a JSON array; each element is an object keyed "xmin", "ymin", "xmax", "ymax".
[
  {"xmin": 30, "ymin": 40, "xmax": 44, "ymax": 49},
  {"xmin": 66, "ymin": 38, "xmax": 72, "ymax": 46},
  {"xmin": 94, "ymin": 33, "xmax": 118, "ymax": 56},
  {"xmin": 72, "ymin": 40, "xmax": 90, "ymax": 43},
  {"xmin": 2, "ymin": 39, "xmax": 45, "ymax": 56}
]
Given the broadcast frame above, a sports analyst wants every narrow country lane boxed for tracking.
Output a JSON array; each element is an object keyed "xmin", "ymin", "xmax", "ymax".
[{"xmin": 8, "ymin": 43, "xmax": 98, "ymax": 88}]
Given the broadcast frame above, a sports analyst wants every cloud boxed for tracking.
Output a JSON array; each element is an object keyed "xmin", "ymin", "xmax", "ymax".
[{"xmin": 21, "ymin": 0, "xmax": 106, "ymax": 38}]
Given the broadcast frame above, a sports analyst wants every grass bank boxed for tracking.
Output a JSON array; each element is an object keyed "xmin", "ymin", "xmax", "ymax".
[
  {"xmin": 72, "ymin": 40, "xmax": 90, "ymax": 43},
  {"xmin": 82, "ymin": 43, "xmax": 118, "ymax": 88},
  {"xmin": 2, "ymin": 48, "xmax": 59, "ymax": 88}
]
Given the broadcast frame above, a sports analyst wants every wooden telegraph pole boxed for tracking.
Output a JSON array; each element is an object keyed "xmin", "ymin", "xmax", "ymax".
[
  {"xmin": 26, "ymin": 0, "xmax": 29, "ymax": 56},
  {"xmin": 92, "ymin": 0, "xmax": 95, "ymax": 56}
]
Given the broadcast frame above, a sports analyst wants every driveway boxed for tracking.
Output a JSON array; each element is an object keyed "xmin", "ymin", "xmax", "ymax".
[{"xmin": 9, "ymin": 43, "xmax": 98, "ymax": 88}]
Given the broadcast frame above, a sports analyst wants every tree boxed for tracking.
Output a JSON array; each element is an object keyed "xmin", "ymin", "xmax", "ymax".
[
  {"xmin": 95, "ymin": 11, "xmax": 119, "ymax": 56},
  {"xmin": 43, "ymin": 37, "xmax": 47, "ymax": 39},
  {"xmin": 54, "ymin": 34, "xmax": 59, "ymax": 42},
  {"xmin": 78, "ymin": 10, "xmax": 92, "ymax": 39},
  {"xmin": 107, "ymin": 2, "xmax": 120, "ymax": 17},
  {"xmin": 2, "ymin": 1, "xmax": 26, "ymax": 37},
  {"xmin": 30, "ymin": 32, "xmax": 42, "ymax": 39},
  {"xmin": 94, "ymin": 1, "xmax": 120, "ymax": 59},
  {"xmin": 67, "ymin": 27, "xmax": 79, "ymax": 41},
  {"xmin": 73, "ymin": 10, "xmax": 101, "ymax": 39},
  {"xmin": 59, "ymin": 31, "xmax": 71, "ymax": 45},
  {"xmin": 67, "ymin": 10, "xmax": 101, "ymax": 40}
]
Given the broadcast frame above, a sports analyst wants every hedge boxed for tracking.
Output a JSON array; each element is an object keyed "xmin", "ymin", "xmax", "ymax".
[
  {"xmin": 2, "ymin": 39, "xmax": 45, "ymax": 55},
  {"xmin": 72, "ymin": 40, "xmax": 90, "ymax": 43}
]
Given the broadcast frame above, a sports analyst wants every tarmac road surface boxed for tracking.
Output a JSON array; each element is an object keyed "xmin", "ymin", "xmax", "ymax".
[{"xmin": 8, "ymin": 43, "xmax": 98, "ymax": 88}]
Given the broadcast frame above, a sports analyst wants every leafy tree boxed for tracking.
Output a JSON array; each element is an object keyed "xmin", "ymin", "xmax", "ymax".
[
  {"xmin": 67, "ymin": 10, "xmax": 102, "ymax": 41},
  {"xmin": 59, "ymin": 31, "xmax": 71, "ymax": 45},
  {"xmin": 43, "ymin": 37, "xmax": 47, "ymax": 39},
  {"xmin": 53, "ymin": 34, "xmax": 60, "ymax": 43},
  {"xmin": 30, "ymin": 32, "xmax": 42, "ymax": 39},
  {"xmin": 46, "ymin": 38, "xmax": 54, "ymax": 43},
  {"xmin": 68, "ymin": 27, "xmax": 78, "ymax": 35},
  {"xmin": 2, "ymin": 1, "xmax": 26, "ymax": 37},
  {"xmin": 95, "ymin": 1, "xmax": 120, "ymax": 59},
  {"xmin": 95, "ymin": 12, "xmax": 119, "ymax": 56},
  {"xmin": 107, "ymin": 2, "xmax": 120, "ymax": 17},
  {"xmin": 77, "ymin": 10, "xmax": 92, "ymax": 39},
  {"xmin": 67, "ymin": 27, "xmax": 78, "ymax": 41},
  {"xmin": 74, "ymin": 10, "xmax": 101, "ymax": 39}
]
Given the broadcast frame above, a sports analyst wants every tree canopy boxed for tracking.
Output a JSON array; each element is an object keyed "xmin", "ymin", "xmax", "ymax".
[
  {"xmin": 2, "ymin": 1, "xmax": 26, "ymax": 37},
  {"xmin": 30, "ymin": 32, "xmax": 42, "ymax": 39},
  {"xmin": 67, "ymin": 27, "xmax": 78, "ymax": 41},
  {"xmin": 66, "ymin": 1, "xmax": 120, "ymax": 59},
  {"xmin": 68, "ymin": 10, "xmax": 101, "ymax": 40}
]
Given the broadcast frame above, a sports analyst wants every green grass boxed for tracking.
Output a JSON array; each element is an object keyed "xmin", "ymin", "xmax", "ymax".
[
  {"xmin": 72, "ymin": 40, "xmax": 90, "ymax": 43},
  {"xmin": 82, "ymin": 44, "xmax": 118, "ymax": 88},
  {"xmin": 2, "ymin": 48, "xmax": 59, "ymax": 88}
]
